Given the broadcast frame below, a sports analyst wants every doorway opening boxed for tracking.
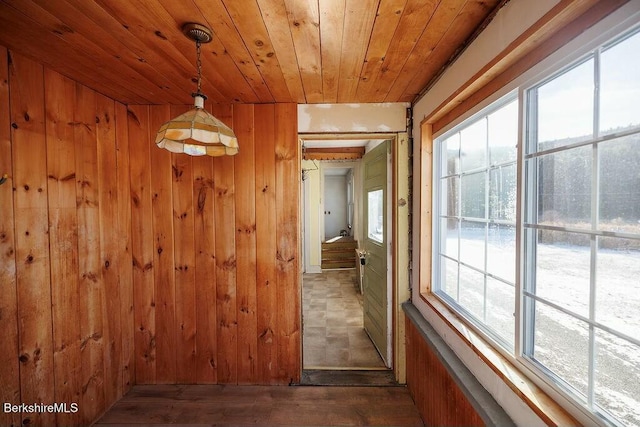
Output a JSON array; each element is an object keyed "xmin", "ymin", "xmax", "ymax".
[{"xmin": 300, "ymin": 135, "xmax": 405, "ymax": 385}]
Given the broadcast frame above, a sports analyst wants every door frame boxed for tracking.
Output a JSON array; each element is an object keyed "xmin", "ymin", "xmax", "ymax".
[{"xmin": 299, "ymin": 132, "xmax": 410, "ymax": 382}]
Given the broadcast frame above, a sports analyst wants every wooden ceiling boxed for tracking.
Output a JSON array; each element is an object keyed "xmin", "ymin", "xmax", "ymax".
[{"xmin": 0, "ymin": 0, "xmax": 503, "ymax": 106}]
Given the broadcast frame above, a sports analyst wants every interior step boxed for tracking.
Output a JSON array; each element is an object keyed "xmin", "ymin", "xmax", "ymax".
[
  {"xmin": 321, "ymin": 259, "xmax": 356, "ymax": 269},
  {"xmin": 321, "ymin": 238, "xmax": 358, "ymax": 269}
]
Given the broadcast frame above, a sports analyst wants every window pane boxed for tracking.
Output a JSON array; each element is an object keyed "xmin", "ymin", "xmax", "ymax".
[
  {"xmin": 459, "ymin": 265, "xmax": 485, "ymax": 320},
  {"xmin": 440, "ymin": 257, "xmax": 459, "ymax": 300},
  {"xmin": 598, "ymin": 136, "xmax": 640, "ymax": 233},
  {"xmin": 489, "ymin": 164, "xmax": 516, "ymax": 221},
  {"xmin": 595, "ymin": 330, "xmax": 640, "ymax": 427},
  {"xmin": 537, "ymin": 146, "xmax": 592, "ymax": 228},
  {"xmin": 460, "ymin": 220, "xmax": 485, "ymax": 271},
  {"xmin": 600, "ymin": 30, "xmax": 640, "ymax": 134},
  {"xmin": 486, "ymin": 277, "xmax": 515, "ymax": 345},
  {"xmin": 528, "ymin": 298, "xmax": 589, "ymax": 397},
  {"xmin": 441, "ymin": 176, "xmax": 459, "ymax": 216},
  {"xmin": 367, "ymin": 189, "xmax": 383, "ymax": 243},
  {"xmin": 536, "ymin": 58, "xmax": 594, "ymax": 149},
  {"xmin": 488, "ymin": 100, "xmax": 518, "ymax": 165},
  {"xmin": 535, "ymin": 230, "xmax": 591, "ymax": 318},
  {"xmin": 487, "ymin": 224, "xmax": 516, "ymax": 283},
  {"xmin": 460, "ymin": 119, "xmax": 487, "ymax": 172},
  {"xmin": 596, "ymin": 236, "xmax": 640, "ymax": 342},
  {"xmin": 444, "ymin": 133, "xmax": 461, "ymax": 175},
  {"xmin": 461, "ymin": 172, "xmax": 486, "ymax": 218},
  {"xmin": 440, "ymin": 218, "xmax": 459, "ymax": 260}
]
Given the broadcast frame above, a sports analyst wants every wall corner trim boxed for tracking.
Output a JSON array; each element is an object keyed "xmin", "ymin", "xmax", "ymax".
[{"xmin": 402, "ymin": 301, "xmax": 515, "ymax": 427}]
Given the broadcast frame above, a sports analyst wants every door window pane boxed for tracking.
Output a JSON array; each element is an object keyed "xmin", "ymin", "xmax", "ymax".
[{"xmin": 367, "ymin": 189, "xmax": 383, "ymax": 243}]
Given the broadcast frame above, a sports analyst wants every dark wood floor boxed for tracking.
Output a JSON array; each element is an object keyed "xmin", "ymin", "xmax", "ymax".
[{"xmin": 94, "ymin": 384, "xmax": 424, "ymax": 426}]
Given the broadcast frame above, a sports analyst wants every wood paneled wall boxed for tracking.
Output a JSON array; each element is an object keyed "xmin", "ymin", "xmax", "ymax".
[
  {"xmin": 405, "ymin": 314, "xmax": 485, "ymax": 427},
  {"xmin": 0, "ymin": 46, "xmax": 300, "ymax": 426},
  {"xmin": 0, "ymin": 48, "xmax": 134, "ymax": 426},
  {"xmin": 126, "ymin": 102, "xmax": 301, "ymax": 387}
]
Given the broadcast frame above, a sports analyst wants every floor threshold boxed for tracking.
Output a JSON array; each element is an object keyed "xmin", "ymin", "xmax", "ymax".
[{"xmin": 300, "ymin": 369, "xmax": 398, "ymax": 386}]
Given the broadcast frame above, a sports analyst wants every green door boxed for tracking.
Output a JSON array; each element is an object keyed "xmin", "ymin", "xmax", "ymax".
[{"xmin": 362, "ymin": 140, "xmax": 389, "ymax": 366}]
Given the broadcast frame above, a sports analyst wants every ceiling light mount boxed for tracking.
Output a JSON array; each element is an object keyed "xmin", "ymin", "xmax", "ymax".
[{"xmin": 182, "ymin": 23, "xmax": 212, "ymax": 44}]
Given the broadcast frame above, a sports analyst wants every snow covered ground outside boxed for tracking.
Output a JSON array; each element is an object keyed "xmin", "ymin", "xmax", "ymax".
[{"xmin": 442, "ymin": 231, "xmax": 640, "ymax": 426}]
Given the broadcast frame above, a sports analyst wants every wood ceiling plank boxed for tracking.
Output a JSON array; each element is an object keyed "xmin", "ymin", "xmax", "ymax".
[
  {"xmin": 384, "ymin": 0, "xmax": 466, "ymax": 102},
  {"xmin": 163, "ymin": 0, "xmax": 273, "ymax": 103},
  {"xmin": 0, "ymin": 2, "xmax": 150, "ymax": 104},
  {"xmin": 283, "ymin": 0, "xmax": 323, "ymax": 103},
  {"xmin": 319, "ymin": 0, "xmax": 346, "ymax": 103},
  {"xmin": 93, "ymin": 0, "xmax": 253, "ymax": 104},
  {"xmin": 363, "ymin": 0, "xmax": 440, "ymax": 102},
  {"xmin": 255, "ymin": 0, "xmax": 306, "ymax": 103},
  {"xmin": 337, "ymin": 0, "xmax": 380, "ymax": 102},
  {"xmin": 3, "ymin": 0, "xmax": 182, "ymax": 104},
  {"xmin": 210, "ymin": 0, "xmax": 291, "ymax": 102},
  {"xmin": 396, "ymin": 0, "xmax": 501, "ymax": 103},
  {"xmin": 355, "ymin": 0, "xmax": 408, "ymax": 102},
  {"xmin": 150, "ymin": 0, "xmax": 256, "ymax": 103},
  {"xmin": 28, "ymin": 0, "xmax": 187, "ymax": 104},
  {"xmin": 48, "ymin": 0, "xmax": 196, "ymax": 103}
]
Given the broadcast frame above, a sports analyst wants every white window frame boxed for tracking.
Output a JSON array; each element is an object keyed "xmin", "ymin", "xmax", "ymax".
[
  {"xmin": 519, "ymin": 26, "xmax": 640, "ymax": 427},
  {"xmin": 430, "ymin": 23, "xmax": 640, "ymax": 427},
  {"xmin": 433, "ymin": 93, "xmax": 519, "ymax": 351}
]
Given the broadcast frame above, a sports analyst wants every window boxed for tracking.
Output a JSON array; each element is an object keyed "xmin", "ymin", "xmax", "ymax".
[
  {"xmin": 523, "ymin": 29, "xmax": 640, "ymax": 427},
  {"xmin": 432, "ymin": 27, "xmax": 640, "ymax": 427},
  {"xmin": 434, "ymin": 97, "xmax": 518, "ymax": 348}
]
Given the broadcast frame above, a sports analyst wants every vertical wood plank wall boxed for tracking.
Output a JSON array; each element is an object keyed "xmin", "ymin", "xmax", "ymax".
[
  {"xmin": 405, "ymin": 315, "xmax": 484, "ymax": 427},
  {"xmin": 0, "ymin": 50, "xmax": 134, "ymax": 426},
  {"xmin": 0, "ymin": 48, "xmax": 301, "ymax": 426},
  {"xmin": 127, "ymin": 102, "xmax": 301, "ymax": 387}
]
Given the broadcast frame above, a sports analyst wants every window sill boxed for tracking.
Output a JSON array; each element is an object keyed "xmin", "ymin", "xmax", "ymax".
[{"xmin": 418, "ymin": 292, "xmax": 578, "ymax": 427}]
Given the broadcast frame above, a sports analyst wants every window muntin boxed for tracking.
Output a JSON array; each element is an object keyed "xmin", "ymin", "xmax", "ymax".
[
  {"xmin": 432, "ymin": 26, "xmax": 640, "ymax": 427},
  {"xmin": 435, "ymin": 96, "xmax": 518, "ymax": 349},
  {"xmin": 523, "ymin": 29, "xmax": 640, "ymax": 427}
]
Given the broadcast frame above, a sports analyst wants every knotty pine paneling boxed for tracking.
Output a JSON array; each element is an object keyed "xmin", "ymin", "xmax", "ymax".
[
  {"xmin": 0, "ymin": 45, "xmax": 20, "ymax": 427},
  {"xmin": 1, "ymin": 47, "xmax": 300, "ymax": 426},
  {"xmin": 10, "ymin": 51, "xmax": 56, "ymax": 427},
  {"xmin": 405, "ymin": 314, "xmax": 484, "ymax": 427},
  {"xmin": 1, "ymin": 50, "xmax": 133, "ymax": 426},
  {"xmin": 126, "ymin": 102, "xmax": 300, "ymax": 386}
]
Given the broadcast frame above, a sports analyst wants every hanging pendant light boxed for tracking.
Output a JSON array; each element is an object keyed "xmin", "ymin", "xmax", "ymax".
[{"xmin": 155, "ymin": 23, "xmax": 238, "ymax": 156}]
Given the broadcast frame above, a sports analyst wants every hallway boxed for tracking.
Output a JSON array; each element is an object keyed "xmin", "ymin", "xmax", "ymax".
[{"xmin": 303, "ymin": 270, "xmax": 386, "ymax": 369}]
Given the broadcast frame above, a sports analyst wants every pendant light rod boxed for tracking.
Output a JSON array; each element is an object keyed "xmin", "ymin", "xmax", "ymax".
[
  {"xmin": 154, "ymin": 22, "xmax": 239, "ymax": 157},
  {"xmin": 183, "ymin": 23, "xmax": 212, "ymax": 101}
]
